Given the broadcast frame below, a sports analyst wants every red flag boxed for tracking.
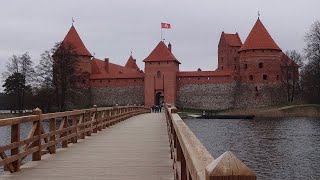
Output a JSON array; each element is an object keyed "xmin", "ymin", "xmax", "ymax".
[{"xmin": 161, "ymin": 22, "xmax": 171, "ymax": 29}]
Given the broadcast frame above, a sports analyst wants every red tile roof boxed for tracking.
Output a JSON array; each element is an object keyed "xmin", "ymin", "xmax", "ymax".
[
  {"xmin": 90, "ymin": 58, "xmax": 143, "ymax": 79},
  {"xmin": 125, "ymin": 55, "xmax": 140, "ymax": 71},
  {"xmin": 239, "ymin": 19, "xmax": 281, "ymax": 52},
  {"xmin": 54, "ymin": 25, "xmax": 92, "ymax": 56},
  {"xmin": 222, "ymin": 32, "xmax": 242, "ymax": 47},
  {"xmin": 143, "ymin": 41, "xmax": 180, "ymax": 64}
]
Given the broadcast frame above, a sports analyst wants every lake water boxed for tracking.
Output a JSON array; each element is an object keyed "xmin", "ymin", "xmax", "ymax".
[
  {"xmin": 0, "ymin": 121, "xmax": 51, "ymax": 174},
  {"xmin": 184, "ymin": 117, "xmax": 320, "ymax": 180}
]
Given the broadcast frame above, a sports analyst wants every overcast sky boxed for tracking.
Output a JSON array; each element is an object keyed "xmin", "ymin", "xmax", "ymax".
[{"xmin": 0, "ymin": 0, "xmax": 319, "ymax": 91}]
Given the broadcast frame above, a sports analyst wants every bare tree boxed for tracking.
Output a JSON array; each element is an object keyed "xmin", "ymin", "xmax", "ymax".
[
  {"xmin": 34, "ymin": 49, "xmax": 56, "ymax": 112},
  {"xmin": 52, "ymin": 42, "xmax": 81, "ymax": 111},
  {"xmin": 1, "ymin": 52, "xmax": 35, "ymax": 113},
  {"xmin": 302, "ymin": 20, "xmax": 320, "ymax": 103},
  {"xmin": 281, "ymin": 50, "xmax": 303, "ymax": 102}
]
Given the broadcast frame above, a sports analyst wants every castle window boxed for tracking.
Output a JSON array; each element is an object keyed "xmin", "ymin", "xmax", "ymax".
[
  {"xmin": 108, "ymin": 80, "xmax": 111, "ymax": 82},
  {"xmin": 157, "ymin": 71, "xmax": 161, "ymax": 78},
  {"xmin": 167, "ymin": 61, "xmax": 169, "ymax": 64},
  {"xmin": 100, "ymin": 80, "xmax": 102, "ymax": 83},
  {"xmin": 259, "ymin": 63, "xmax": 264, "ymax": 68},
  {"xmin": 288, "ymin": 73, "xmax": 292, "ymax": 79},
  {"xmin": 149, "ymin": 62, "xmax": 152, "ymax": 65},
  {"xmin": 207, "ymin": 77, "xmax": 210, "ymax": 80},
  {"xmin": 249, "ymin": 75, "xmax": 254, "ymax": 81},
  {"xmin": 158, "ymin": 62, "xmax": 160, "ymax": 65},
  {"xmin": 277, "ymin": 75, "xmax": 279, "ymax": 80},
  {"xmin": 134, "ymin": 80, "xmax": 136, "ymax": 82},
  {"xmin": 255, "ymin": 86, "xmax": 258, "ymax": 91},
  {"xmin": 82, "ymin": 80, "xmax": 86, "ymax": 84},
  {"xmin": 263, "ymin": 74, "xmax": 268, "ymax": 80},
  {"xmin": 221, "ymin": 57, "xmax": 223, "ymax": 62},
  {"xmin": 198, "ymin": 77, "xmax": 200, "ymax": 80},
  {"xmin": 221, "ymin": 66, "xmax": 224, "ymax": 70},
  {"xmin": 234, "ymin": 66, "xmax": 237, "ymax": 70},
  {"xmin": 244, "ymin": 64, "xmax": 248, "ymax": 69}
]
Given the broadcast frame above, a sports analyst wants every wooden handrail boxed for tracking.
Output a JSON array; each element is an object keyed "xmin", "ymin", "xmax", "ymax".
[
  {"xmin": 165, "ymin": 104, "xmax": 256, "ymax": 180},
  {"xmin": 0, "ymin": 105, "xmax": 150, "ymax": 173}
]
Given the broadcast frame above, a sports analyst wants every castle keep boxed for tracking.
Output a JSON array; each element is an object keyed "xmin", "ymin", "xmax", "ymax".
[{"xmin": 55, "ymin": 18, "xmax": 298, "ymax": 110}]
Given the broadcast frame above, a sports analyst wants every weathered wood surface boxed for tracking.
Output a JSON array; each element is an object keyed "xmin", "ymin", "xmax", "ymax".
[{"xmin": 0, "ymin": 113, "xmax": 173, "ymax": 180}]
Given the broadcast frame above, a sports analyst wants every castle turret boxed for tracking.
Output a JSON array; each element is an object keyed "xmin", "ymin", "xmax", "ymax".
[
  {"xmin": 54, "ymin": 25, "xmax": 92, "ymax": 75},
  {"xmin": 218, "ymin": 32, "xmax": 242, "ymax": 76},
  {"xmin": 125, "ymin": 55, "xmax": 140, "ymax": 71},
  {"xmin": 238, "ymin": 18, "xmax": 282, "ymax": 83},
  {"xmin": 143, "ymin": 41, "xmax": 180, "ymax": 107}
]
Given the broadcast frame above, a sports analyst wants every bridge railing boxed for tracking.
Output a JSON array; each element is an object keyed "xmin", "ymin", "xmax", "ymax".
[
  {"xmin": 165, "ymin": 104, "xmax": 256, "ymax": 180},
  {"xmin": 0, "ymin": 105, "xmax": 150, "ymax": 173}
]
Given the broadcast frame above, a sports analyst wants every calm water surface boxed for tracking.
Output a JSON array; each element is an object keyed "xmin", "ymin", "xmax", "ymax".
[{"xmin": 184, "ymin": 117, "xmax": 320, "ymax": 180}]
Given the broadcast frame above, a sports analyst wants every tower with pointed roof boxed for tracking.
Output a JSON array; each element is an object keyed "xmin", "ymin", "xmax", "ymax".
[
  {"xmin": 238, "ymin": 18, "xmax": 283, "ymax": 84},
  {"xmin": 143, "ymin": 41, "xmax": 180, "ymax": 107},
  {"xmin": 53, "ymin": 25, "xmax": 93, "ymax": 86}
]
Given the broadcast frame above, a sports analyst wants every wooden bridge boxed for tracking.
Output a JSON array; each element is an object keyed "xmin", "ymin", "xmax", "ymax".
[{"xmin": 0, "ymin": 105, "xmax": 256, "ymax": 180}]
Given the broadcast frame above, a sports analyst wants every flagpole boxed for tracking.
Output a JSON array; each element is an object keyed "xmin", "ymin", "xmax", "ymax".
[{"xmin": 161, "ymin": 24, "xmax": 163, "ymax": 41}]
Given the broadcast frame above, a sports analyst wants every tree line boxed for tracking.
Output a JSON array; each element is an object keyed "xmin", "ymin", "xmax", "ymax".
[{"xmin": 1, "ymin": 42, "xmax": 87, "ymax": 113}]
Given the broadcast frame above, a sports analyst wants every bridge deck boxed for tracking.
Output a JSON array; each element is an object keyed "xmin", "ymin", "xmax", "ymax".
[{"xmin": 0, "ymin": 113, "xmax": 173, "ymax": 180}]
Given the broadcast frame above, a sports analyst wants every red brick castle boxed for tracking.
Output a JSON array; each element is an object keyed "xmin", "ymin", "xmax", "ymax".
[{"xmin": 55, "ymin": 18, "xmax": 298, "ymax": 109}]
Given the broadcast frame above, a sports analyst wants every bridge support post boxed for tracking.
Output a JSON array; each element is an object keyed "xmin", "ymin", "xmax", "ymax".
[
  {"xmin": 11, "ymin": 123, "xmax": 20, "ymax": 172},
  {"xmin": 32, "ymin": 108, "xmax": 42, "ymax": 161},
  {"xmin": 205, "ymin": 151, "xmax": 256, "ymax": 180},
  {"xmin": 49, "ymin": 118, "xmax": 57, "ymax": 153}
]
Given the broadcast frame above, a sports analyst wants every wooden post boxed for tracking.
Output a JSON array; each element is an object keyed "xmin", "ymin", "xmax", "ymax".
[
  {"xmin": 86, "ymin": 111, "xmax": 92, "ymax": 136},
  {"xmin": 181, "ymin": 152, "xmax": 187, "ymax": 180},
  {"xmin": 49, "ymin": 118, "xmax": 56, "ymax": 153},
  {"xmin": 32, "ymin": 108, "xmax": 42, "ymax": 161},
  {"xmin": 71, "ymin": 116, "xmax": 78, "ymax": 143},
  {"xmin": 11, "ymin": 123, "xmax": 20, "ymax": 172},
  {"xmin": 93, "ymin": 105, "xmax": 98, "ymax": 133},
  {"xmin": 61, "ymin": 116, "xmax": 69, "ymax": 148},
  {"xmin": 205, "ymin": 151, "xmax": 256, "ymax": 180}
]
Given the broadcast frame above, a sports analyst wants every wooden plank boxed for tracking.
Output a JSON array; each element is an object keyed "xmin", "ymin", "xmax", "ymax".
[
  {"xmin": 0, "ymin": 146, "xmax": 39, "ymax": 167},
  {"xmin": 0, "ymin": 115, "xmax": 38, "ymax": 127}
]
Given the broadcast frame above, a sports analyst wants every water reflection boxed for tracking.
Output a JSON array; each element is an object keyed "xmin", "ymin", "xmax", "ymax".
[{"xmin": 184, "ymin": 117, "xmax": 320, "ymax": 180}]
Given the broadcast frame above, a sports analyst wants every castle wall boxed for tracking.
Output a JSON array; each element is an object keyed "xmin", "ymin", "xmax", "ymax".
[
  {"xmin": 92, "ymin": 85, "xmax": 144, "ymax": 106},
  {"xmin": 176, "ymin": 83, "xmax": 237, "ymax": 110},
  {"xmin": 234, "ymin": 83, "xmax": 287, "ymax": 108}
]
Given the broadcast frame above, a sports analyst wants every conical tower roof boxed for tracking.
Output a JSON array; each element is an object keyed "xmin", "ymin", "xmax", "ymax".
[
  {"xmin": 54, "ymin": 25, "xmax": 92, "ymax": 57},
  {"xmin": 239, "ymin": 19, "xmax": 281, "ymax": 52},
  {"xmin": 125, "ymin": 55, "xmax": 140, "ymax": 70},
  {"xmin": 143, "ymin": 41, "xmax": 180, "ymax": 64}
]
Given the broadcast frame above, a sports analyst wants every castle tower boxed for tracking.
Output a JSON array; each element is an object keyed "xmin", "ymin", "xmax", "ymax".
[
  {"xmin": 125, "ymin": 55, "xmax": 140, "ymax": 71},
  {"xmin": 218, "ymin": 32, "xmax": 242, "ymax": 75},
  {"xmin": 238, "ymin": 18, "xmax": 282, "ymax": 83},
  {"xmin": 53, "ymin": 25, "xmax": 93, "ymax": 85},
  {"xmin": 143, "ymin": 41, "xmax": 180, "ymax": 107}
]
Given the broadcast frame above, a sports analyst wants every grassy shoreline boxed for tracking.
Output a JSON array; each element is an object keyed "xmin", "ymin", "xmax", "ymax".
[{"xmin": 177, "ymin": 104, "xmax": 320, "ymax": 119}]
